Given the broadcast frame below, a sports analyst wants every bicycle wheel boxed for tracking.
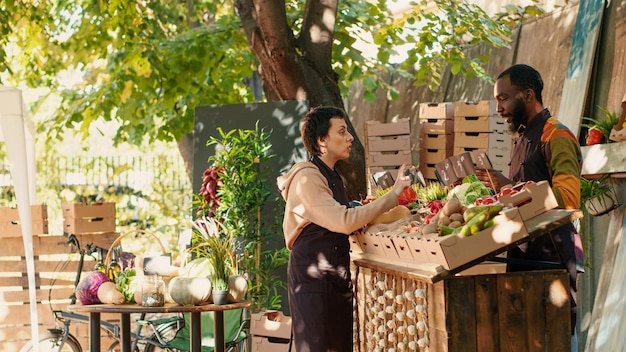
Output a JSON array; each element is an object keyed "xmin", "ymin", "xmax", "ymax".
[{"xmin": 19, "ymin": 331, "xmax": 82, "ymax": 352}]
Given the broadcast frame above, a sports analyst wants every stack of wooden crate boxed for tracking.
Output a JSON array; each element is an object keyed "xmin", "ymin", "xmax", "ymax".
[
  {"xmin": 364, "ymin": 119, "xmax": 412, "ymax": 192},
  {"xmin": 418, "ymin": 102, "xmax": 455, "ymax": 181},
  {"xmin": 0, "ymin": 204, "xmax": 48, "ymax": 236},
  {"xmin": 453, "ymin": 100, "xmax": 512, "ymax": 175}
]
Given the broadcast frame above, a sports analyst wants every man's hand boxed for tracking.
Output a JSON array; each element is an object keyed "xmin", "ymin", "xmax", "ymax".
[{"xmin": 475, "ymin": 168, "xmax": 512, "ymax": 192}]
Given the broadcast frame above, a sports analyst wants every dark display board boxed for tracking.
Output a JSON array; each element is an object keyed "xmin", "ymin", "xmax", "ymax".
[{"xmin": 193, "ymin": 101, "xmax": 309, "ymax": 314}]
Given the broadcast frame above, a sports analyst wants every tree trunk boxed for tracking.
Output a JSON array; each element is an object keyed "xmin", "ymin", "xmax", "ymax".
[{"xmin": 234, "ymin": 0, "xmax": 366, "ymax": 200}]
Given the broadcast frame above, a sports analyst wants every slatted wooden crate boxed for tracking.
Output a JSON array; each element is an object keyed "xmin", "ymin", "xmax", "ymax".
[
  {"xmin": 0, "ymin": 232, "xmax": 119, "ymax": 351},
  {"xmin": 0, "ymin": 204, "xmax": 48, "ymax": 237},
  {"xmin": 62, "ymin": 202, "xmax": 116, "ymax": 234}
]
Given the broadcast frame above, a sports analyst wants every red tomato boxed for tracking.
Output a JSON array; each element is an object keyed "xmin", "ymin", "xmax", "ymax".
[
  {"xmin": 497, "ymin": 188, "xmax": 518, "ymax": 199},
  {"xmin": 398, "ymin": 187, "xmax": 417, "ymax": 206},
  {"xmin": 476, "ymin": 195, "xmax": 497, "ymax": 205}
]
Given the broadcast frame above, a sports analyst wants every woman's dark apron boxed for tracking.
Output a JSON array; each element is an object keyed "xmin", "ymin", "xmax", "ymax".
[
  {"xmin": 508, "ymin": 110, "xmax": 578, "ymax": 333},
  {"xmin": 288, "ymin": 157, "xmax": 353, "ymax": 352}
]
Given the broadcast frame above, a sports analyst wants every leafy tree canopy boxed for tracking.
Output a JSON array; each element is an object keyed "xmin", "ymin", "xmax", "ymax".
[{"xmin": 0, "ymin": 0, "xmax": 542, "ymax": 148}]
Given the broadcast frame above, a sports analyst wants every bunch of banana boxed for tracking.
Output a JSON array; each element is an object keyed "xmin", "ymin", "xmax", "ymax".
[{"xmin": 438, "ymin": 204, "xmax": 504, "ymax": 237}]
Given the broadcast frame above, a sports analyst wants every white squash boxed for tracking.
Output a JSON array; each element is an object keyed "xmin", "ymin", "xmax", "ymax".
[{"xmin": 227, "ymin": 275, "xmax": 248, "ymax": 303}]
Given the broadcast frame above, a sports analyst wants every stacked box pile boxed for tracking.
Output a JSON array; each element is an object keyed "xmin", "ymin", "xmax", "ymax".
[
  {"xmin": 0, "ymin": 204, "xmax": 48, "ymax": 237},
  {"xmin": 364, "ymin": 118, "xmax": 412, "ymax": 191},
  {"xmin": 62, "ymin": 202, "xmax": 116, "ymax": 234},
  {"xmin": 251, "ymin": 311, "xmax": 292, "ymax": 352},
  {"xmin": 454, "ymin": 100, "xmax": 512, "ymax": 175},
  {"xmin": 418, "ymin": 102, "xmax": 455, "ymax": 181}
]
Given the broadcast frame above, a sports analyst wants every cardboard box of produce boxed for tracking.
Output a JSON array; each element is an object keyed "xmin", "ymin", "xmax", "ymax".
[
  {"xmin": 250, "ymin": 310, "xmax": 292, "ymax": 340},
  {"xmin": 422, "ymin": 207, "xmax": 528, "ymax": 270},
  {"xmin": 251, "ymin": 336, "xmax": 290, "ymax": 352},
  {"xmin": 356, "ymin": 232, "xmax": 387, "ymax": 257},
  {"xmin": 497, "ymin": 180, "xmax": 558, "ymax": 221}
]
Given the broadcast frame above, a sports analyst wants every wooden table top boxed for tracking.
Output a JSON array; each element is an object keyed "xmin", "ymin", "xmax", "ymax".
[{"xmin": 68, "ymin": 301, "xmax": 250, "ymax": 314}]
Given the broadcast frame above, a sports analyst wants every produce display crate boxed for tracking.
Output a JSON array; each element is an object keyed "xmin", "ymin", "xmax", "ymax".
[
  {"xmin": 419, "ymin": 102, "xmax": 455, "ymax": 120},
  {"xmin": 0, "ymin": 204, "xmax": 48, "ymax": 237},
  {"xmin": 62, "ymin": 202, "xmax": 116, "ymax": 234},
  {"xmin": 454, "ymin": 100, "xmax": 497, "ymax": 117},
  {"xmin": 498, "ymin": 181, "xmax": 559, "ymax": 221},
  {"xmin": 367, "ymin": 134, "xmax": 411, "ymax": 152},
  {"xmin": 454, "ymin": 131, "xmax": 512, "ymax": 150},
  {"xmin": 454, "ymin": 115, "xmax": 507, "ymax": 133},
  {"xmin": 420, "ymin": 147, "xmax": 453, "ymax": 164},
  {"xmin": 368, "ymin": 150, "xmax": 412, "ymax": 167},
  {"xmin": 364, "ymin": 119, "xmax": 412, "ymax": 194},
  {"xmin": 420, "ymin": 118, "xmax": 454, "ymax": 134},
  {"xmin": 419, "ymin": 163, "xmax": 438, "ymax": 180},
  {"xmin": 365, "ymin": 119, "xmax": 410, "ymax": 137},
  {"xmin": 421, "ymin": 207, "xmax": 528, "ymax": 270},
  {"xmin": 419, "ymin": 132, "xmax": 454, "ymax": 150}
]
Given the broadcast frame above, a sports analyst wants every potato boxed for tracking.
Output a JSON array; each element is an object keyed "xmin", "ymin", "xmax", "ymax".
[
  {"xmin": 421, "ymin": 223, "xmax": 438, "ymax": 235},
  {"xmin": 442, "ymin": 198, "xmax": 462, "ymax": 216},
  {"xmin": 448, "ymin": 221, "xmax": 463, "ymax": 229},
  {"xmin": 449, "ymin": 213, "xmax": 464, "ymax": 223},
  {"xmin": 437, "ymin": 215, "xmax": 451, "ymax": 227}
]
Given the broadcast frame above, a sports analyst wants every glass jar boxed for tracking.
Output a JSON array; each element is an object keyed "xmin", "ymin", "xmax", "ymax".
[{"xmin": 141, "ymin": 275, "xmax": 166, "ymax": 307}]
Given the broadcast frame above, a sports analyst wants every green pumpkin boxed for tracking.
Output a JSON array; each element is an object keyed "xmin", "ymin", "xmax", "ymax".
[{"xmin": 168, "ymin": 276, "xmax": 212, "ymax": 306}]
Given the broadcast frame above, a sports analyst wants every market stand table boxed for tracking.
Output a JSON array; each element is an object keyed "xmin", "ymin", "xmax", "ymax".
[
  {"xmin": 351, "ymin": 209, "xmax": 581, "ymax": 351},
  {"xmin": 68, "ymin": 301, "xmax": 250, "ymax": 352}
]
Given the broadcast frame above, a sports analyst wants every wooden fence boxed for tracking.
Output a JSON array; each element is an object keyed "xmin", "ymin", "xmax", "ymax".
[{"xmin": 0, "ymin": 232, "xmax": 120, "ymax": 351}]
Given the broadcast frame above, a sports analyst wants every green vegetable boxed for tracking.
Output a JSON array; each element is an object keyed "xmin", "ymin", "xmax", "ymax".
[
  {"xmin": 115, "ymin": 268, "xmax": 138, "ymax": 303},
  {"xmin": 438, "ymin": 226, "xmax": 455, "ymax": 236}
]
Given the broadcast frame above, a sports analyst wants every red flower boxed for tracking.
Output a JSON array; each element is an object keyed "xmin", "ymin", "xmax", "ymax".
[{"xmin": 586, "ymin": 127, "xmax": 604, "ymax": 145}]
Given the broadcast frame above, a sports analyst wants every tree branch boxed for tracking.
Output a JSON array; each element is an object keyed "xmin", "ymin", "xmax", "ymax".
[{"xmin": 299, "ymin": 0, "xmax": 337, "ymax": 74}]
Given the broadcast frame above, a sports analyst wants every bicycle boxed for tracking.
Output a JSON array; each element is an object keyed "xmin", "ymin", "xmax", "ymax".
[{"xmin": 19, "ymin": 233, "xmax": 183, "ymax": 352}]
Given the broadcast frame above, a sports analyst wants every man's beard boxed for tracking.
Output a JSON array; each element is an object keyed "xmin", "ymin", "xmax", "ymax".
[{"xmin": 507, "ymin": 97, "xmax": 527, "ymax": 133}]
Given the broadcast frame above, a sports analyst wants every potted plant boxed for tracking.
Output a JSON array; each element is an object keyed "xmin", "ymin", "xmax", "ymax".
[
  {"xmin": 582, "ymin": 107, "xmax": 619, "ymax": 145},
  {"xmin": 194, "ymin": 124, "xmax": 289, "ymax": 312},
  {"xmin": 580, "ymin": 175, "xmax": 617, "ymax": 216},
  {"xmin": 189, "ymin": 217, "xmax": 236, "ymax": 305}
]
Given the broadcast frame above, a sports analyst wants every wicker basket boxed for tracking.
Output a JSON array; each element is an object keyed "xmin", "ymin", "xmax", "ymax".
[{"xmin": 104, "ymin": 229, "xmax": 168, "ymax": 267}]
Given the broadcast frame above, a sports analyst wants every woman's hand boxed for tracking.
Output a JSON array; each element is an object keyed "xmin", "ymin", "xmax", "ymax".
[{"xmin": 392, "ymin": 164, "xmax": 412, "ymax": 196}]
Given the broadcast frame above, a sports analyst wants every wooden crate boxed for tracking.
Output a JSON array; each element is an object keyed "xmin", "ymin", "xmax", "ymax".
[
  {"xmin": 0, "ymin": 233, "xmax": 120, "ymax": 350},
  {"xmin": 367, "ymin": 134, "xmax": 411, "ymax": 152},
  {"xmin": 353, "ymin": 264, "xmax": 571, "ymax": 352},
  {"xmin": 62, "ymin": 202, "xmax": 116, "ymax": 234},
  {"xmin": 0, "ymin": 204, "xmax": 48, "ymax": 237}
]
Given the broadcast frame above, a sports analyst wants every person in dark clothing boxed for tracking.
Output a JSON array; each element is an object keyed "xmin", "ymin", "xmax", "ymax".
[
  {"xmin": 277, "ymin": 106, "xmax": 411, "ymax": 352},
  {"xmin": 475, "ymin": 64, "xmax": 582, "ymax": 350}
]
